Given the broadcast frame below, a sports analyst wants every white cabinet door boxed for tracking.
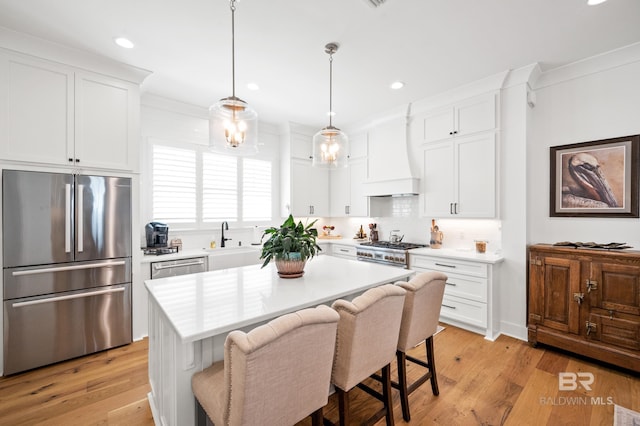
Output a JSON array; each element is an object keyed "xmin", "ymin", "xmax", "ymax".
[
  {"xmin": 456, "ymin": 134, "xmax": 495, "ymax": 217},
  {"xmin": 290, "ymin": 129, "xmax": 313, "ymax": 159},
  {"xmin": 423, "ymin": 107, "xmax": 455, "ymax": 143},
  {"xmin": 349, "ymin": 158, "xmax": 369, "ymax": 216},
  {"xmin": 455, "ymin": 94, "xmax": 496, "ymax": 137},
  {"xmin": 0, "ymin": 52, "xmax": 74, "ymax": 165},
  {"xmin": 290, "ymin": 159, "xmax": 329, "ymax": 217},
  {"xmin": 422, "ymin": 133, "xmax": 495, "ymax": 218},
  {"xmin": 423, "ymin": 142, "xmax": 455, "ymax": 217},
  {"xmin": 330, "ymin": 166, "xmax": 349, "ymax": 216},
  {"xmin": 330, "ymin": 157, "xmax": 368, "ymax": 217},
  {"xmin": 75, "ymin": 72, "xmax": 139, "ymax": 171},
  {"xmin": 422, "ymin": 93, "xmax": 496, "ymax": 144}
]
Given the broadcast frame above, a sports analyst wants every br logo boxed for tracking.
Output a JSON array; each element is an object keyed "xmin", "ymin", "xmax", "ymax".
[{"xmin": 558, "ymin": 372, "xmax": 594, "ymax": 391}]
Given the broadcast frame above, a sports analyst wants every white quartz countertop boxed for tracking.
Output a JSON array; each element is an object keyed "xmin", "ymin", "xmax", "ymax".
[
  {"xmin": 409, "ymin": 247, "xmax": 504, "ymax": 264},
  {"xmin": 145, "ymin": 256, "xmax": 414, "ymax": 343}
]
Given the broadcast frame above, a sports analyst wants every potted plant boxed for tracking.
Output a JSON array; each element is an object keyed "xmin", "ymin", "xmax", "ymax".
[{"xmin": 260, "ymin": 214, "xmax": 322, "ymax": 278}]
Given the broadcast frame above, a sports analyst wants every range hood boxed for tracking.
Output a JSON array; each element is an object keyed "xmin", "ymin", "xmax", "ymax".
[
  {"xmin": 363, "ymin": 177, "xmax": 419, "ymax": 197},
  {"xmin": 362, "ymin": 104, "xmax": 419, "ymax": 197}
]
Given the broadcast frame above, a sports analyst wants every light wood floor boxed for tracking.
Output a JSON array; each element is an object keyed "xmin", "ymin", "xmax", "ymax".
[{"xmin": 0, "ymin": 325, "xmax": 638, "ymax": 425}]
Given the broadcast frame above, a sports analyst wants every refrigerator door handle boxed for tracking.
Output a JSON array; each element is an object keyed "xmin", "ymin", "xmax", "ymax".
[
  {"xmin": 77, "ymin": 184, "xmax": 84, "ymax": 253},
  {"xmin": 11, "ymin": 260, "xmax": 127, "ymax": 276},
  {"xmin": 65, "ymin": 183, "xmax": 71, "ymax": 253},
  {"xmin": 11, "ymin": 287, "xmax": 125, "ymax": 308}
]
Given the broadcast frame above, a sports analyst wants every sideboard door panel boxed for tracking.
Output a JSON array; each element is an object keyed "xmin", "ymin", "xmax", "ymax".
[
  {"xmin": 591, "ymin": 262, "xmax": 640, "ymax": 316},
  {"xmin": 541, "ymin": 257, "xmax": 581, "ymax": 334}
]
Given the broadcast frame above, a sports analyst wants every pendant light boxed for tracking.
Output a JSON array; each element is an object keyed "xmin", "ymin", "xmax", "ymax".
[
  {"xmin": 209, "ymin": 0, "xmax": 258, "ymax": 155},
  {"xmin": 312, "ymin": 43, "xmax": 349, "ymax": 168}
]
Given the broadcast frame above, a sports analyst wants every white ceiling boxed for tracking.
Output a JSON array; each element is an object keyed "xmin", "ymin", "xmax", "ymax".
[{"xmin": 1, "ymin": 0, "xmax": 640, "ymax": 129}]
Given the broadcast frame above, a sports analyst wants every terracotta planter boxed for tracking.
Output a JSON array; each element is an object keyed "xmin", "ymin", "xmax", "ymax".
[{"xmin": 275, "ymin": 258, "xmax": 307, "ymax": 279}]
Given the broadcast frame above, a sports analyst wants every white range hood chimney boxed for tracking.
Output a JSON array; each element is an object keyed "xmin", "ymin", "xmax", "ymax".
[{"xmin": 362, "ymin": 104, "xmax": 419, "ymax": 197}]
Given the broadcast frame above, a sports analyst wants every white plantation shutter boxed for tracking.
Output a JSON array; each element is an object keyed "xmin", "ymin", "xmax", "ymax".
[
  {"xmin": 149, "ymin": 140, "xmax": 273, "ymax": 227},
  {"xmin": 243, "ymin": 158, "xmax": 271, "ymax": 221},
  {"xmin": 203, "ymin": 153, "xmax": 237, "ymax": 222},
  {"xmin": 152, "ymin": 145, "xmax": 196, "ymax": 223}
]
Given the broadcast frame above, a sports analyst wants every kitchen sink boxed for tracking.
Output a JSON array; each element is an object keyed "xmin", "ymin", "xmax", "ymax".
[{"xmin": 205, "ymin": 246, "xmax": 262, "ymax": 270}]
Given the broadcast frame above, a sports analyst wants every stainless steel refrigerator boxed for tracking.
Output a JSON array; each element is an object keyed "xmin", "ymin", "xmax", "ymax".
[{"xmin": 2, "ymin": 170, "xmax": 132, "ymax": 375}]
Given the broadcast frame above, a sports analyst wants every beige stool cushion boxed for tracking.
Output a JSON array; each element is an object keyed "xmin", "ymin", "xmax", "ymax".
[
  {"xmin": 396, "ymin": 271, "xmax": 447, "ymax": 352},
  {"xmin": 192, "ymin": 304, "xmax": 339, "ymax": 426},
  {"xmin": 331, "ymin": 284, "xmax": 407, "ymax": 391}
]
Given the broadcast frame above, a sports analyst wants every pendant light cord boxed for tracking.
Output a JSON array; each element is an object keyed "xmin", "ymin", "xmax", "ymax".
[
  {"xmin": 230, "ymin": 0, "xmax": 236, "ymax": 99},
  {"xmin": 328, "ymin": 51, "xmax": 334, "ymax": 128}
]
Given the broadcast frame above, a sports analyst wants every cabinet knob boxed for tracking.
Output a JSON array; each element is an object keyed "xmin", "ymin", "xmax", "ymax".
[
  {"xmin": 68, "ymin": 158, "xmax": 73, "ymax": 162},
  {"xmin": 75, "ymin": 158, "xmax": 80, "ymax": 163},
  {"xmin": 449, "ymin": 131, "xmax": 453, "ymax": 135}
]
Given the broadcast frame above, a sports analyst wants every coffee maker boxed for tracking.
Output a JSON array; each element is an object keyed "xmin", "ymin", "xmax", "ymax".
[{"xmin": 145, "ymin": 222, "xmax": 169, "ymax": 248}]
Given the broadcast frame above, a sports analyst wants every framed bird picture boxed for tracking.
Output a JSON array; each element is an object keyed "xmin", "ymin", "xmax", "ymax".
[{"xmin": 550, "ymin": 135, "xmax": 639, "ymax": 217}]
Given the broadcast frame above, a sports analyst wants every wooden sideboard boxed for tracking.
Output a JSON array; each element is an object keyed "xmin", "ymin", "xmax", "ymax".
[{"xmin": 527, "ymin": 244, "xmax": 640, "ymax": 372}]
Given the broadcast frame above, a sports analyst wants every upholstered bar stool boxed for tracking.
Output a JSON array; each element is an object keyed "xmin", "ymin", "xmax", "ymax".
[
  {"xmin": 395, "ymin": 271, "xmax": 447, "ymax": 422},
  {"xmin": 329, "ymin": 284, "xmax": 407, "ymax": 426},
  {"xmin": 191, "ymin": 305, "xmax": 339, "ymax": 426}
]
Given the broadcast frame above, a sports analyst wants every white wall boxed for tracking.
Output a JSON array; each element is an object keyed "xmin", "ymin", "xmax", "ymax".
[{"xmin": 528, "ymin": 44, "xmax": 640, "ymax": 250}]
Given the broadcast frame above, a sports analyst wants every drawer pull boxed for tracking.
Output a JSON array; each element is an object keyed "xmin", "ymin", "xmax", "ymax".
[
  {"xmin": 445, "ymin": 282, "xmax": 457, "ymax": 286},
  {"xmin": 435, "ymin": 263, "xmax": 456, "ymax": 268},
  {"xmin": 442, "ymin": 304, "xmax": 457, "ymax": 310}
]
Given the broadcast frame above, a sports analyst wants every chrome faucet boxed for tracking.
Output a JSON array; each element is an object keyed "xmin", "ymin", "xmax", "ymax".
[{"xmin": 221, "ymin": 221, "xmax": 231, "ymax": 247}]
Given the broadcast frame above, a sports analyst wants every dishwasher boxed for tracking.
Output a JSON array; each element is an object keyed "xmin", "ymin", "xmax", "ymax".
[{"xmin": 151, "ymin": 256, "xmax": 207, "ymax": 279}]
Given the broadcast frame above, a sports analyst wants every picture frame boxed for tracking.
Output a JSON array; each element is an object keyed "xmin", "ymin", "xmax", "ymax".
[{"xmin": 550, "ymin": 135, "xmax": 639, "ymax": 218}]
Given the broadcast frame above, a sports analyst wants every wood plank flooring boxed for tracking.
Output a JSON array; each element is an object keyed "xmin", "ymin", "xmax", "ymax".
[{"xmin": 0, "ymin": 325, "xmax": 638, "ymax": 425}]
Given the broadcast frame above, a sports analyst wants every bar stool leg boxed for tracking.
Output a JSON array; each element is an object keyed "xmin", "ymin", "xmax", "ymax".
[
  {"xmin": 396, "ymin": 351, "xmax": 411, "ymax": 421},
  {"xmin": 425, "ymin": 336, "xmax": 439, "ymax": 395},
  {"xmin": 382, "ymin": 364, "xmax": 395, "ymax": 426}
]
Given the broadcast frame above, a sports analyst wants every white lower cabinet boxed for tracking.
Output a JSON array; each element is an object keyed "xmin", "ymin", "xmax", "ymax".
[{"xmin": 410, "ymin": 253, "xmax": 500, "ymax": 340}]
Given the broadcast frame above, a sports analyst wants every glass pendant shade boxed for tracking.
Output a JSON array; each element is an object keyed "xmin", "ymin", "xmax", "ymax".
[
  {"xmin": 209, "ymin": 96, "xmax": 258, "ymax": 155},
  {"xmin": 312, "ymin": 125, "xmax": 349, "ymax": 168}
]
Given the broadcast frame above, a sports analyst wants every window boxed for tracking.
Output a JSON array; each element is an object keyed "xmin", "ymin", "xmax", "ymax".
[
  {"xmin": 150, "ymin": 140, "xmax": 273, "ymax": 228},
  {"xmin": 152, "ymin": 145, "xmax": 196, "ymax": 223},
  {"xmin": 203, "ymin": 153, "xmax": 237, "ymax": 222},
  {"xmin": 243, "ymin": 158, "xmax": 272, "ymax": 221}
]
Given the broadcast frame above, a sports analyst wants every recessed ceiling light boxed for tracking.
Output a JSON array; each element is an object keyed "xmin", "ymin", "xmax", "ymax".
[
  {"xmin": 247, "ymin": 83, "xmax": 259, "ymax": 91},
  {"xmin": 390, "ymin": 81, "xmax": 404, "ymax": 90},
  {"xmin": 587, "ymin": 0, "xmax": 607, "ymax": 5},
  {"xmin": 114, "ymin": 37, "xmax": 134, "ymax": 49}
]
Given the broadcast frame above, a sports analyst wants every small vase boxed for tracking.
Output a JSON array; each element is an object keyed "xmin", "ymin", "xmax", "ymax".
[{"xmin": 430, "ymin": 231, "xmax": 444, "ymax": 249}]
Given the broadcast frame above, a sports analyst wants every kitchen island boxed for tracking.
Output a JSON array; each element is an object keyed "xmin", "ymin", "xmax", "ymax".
[{"xmin": 144, "ymin": 256, "xmax": 414, "ymax": 426}]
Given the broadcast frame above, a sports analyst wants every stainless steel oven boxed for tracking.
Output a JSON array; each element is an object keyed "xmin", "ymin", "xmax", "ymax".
[{"xmin": 356, "ymin": 241, "xmax": 427, "ymax": 268}]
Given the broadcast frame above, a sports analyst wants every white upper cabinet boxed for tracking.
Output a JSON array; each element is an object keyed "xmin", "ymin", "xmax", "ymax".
[
  {"xmin": 330, "ymin": 157, "xmax": 368, "ymax": 217},
  {"xmin": 422, "ymin": 93, "xmax": 496, "ymax": 143},
  {"xmin": 423, "ymin": 133, "xmax": 496, "ymax": 218},
  {"xmin": 330, "ymin": 132, "xmax": 368, "ymax": 217},
  {"xmin": 0, "ymin": 50, "xmax": 140, "ymax": 172},
  {"xmin": 281, "ymin": 123, "xmax": 330, "ymax": 218},
  {"xmin": 290, "ymin": 158, "xmax": 330, "ymax": 217},
  {"xmin": 74, "ymin": 72, "xmax": 139, "ymax": 171},
  {"xmin": 0, "ymin": 53, "xmax": 73, "ymax": 165}
]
